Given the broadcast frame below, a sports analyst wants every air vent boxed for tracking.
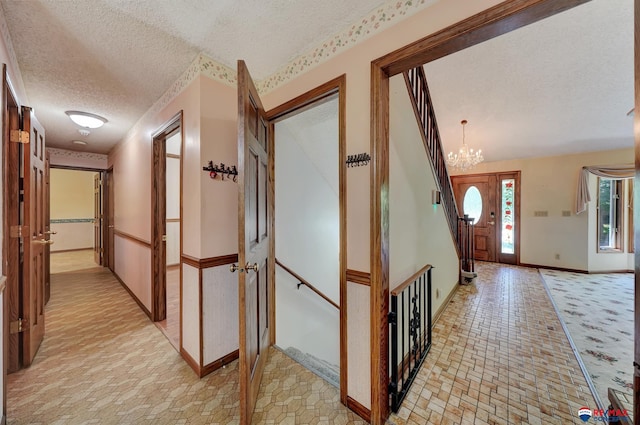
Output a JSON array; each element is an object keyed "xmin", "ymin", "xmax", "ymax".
[
  {"xmin": 534, "ymin": 211, "xmax": 548, "ymax": 217},
  {"xmin": 562, "ymin": 210, "xmax": 571, "ymax": 217}
]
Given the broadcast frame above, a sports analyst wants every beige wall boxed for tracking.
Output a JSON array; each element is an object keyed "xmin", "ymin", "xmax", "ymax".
[
  {"xmin": 451, "ymin": 148, "xmax": 633, "ymax": 271},
  {"xmin": 50, "ymin": 169, "xmax": 95, "ymax": 219}
]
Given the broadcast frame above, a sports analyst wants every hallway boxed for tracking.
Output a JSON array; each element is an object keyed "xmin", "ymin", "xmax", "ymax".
[{"xmin": 7, "ymin": 263, "xmax": 597, "ymax": 424}]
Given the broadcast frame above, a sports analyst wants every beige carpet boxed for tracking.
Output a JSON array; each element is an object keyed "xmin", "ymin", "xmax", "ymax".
[{"xmin": 7, "ymin": 267, "xmax": 363, "ymax": 424}]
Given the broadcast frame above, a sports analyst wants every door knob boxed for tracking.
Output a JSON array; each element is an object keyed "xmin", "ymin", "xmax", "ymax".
[
  {"xmin": 245, "ymin": 262, "xmax": 259, "ymax": 273},
  {"xmin": 230, "ymin": 264, "xmax": 243, "ymax": 273},
  {"xmin": 488, "ymin": 221, "xmax": 495, "ymax": 225},
  {"xmin": 35, "ymin": 239, "xmax": 54, "ymax": 245},
  {"xmin": 45, "ymin": 230, "xmax": 57, "ymax": 235}
]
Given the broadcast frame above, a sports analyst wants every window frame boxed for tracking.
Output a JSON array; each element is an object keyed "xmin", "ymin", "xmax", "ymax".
[{"xmin": 596, "ymin": 177, "xmax": 624, "ymax": 252}]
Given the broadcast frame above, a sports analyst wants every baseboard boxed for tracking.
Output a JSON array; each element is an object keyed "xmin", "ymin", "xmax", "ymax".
[
  {"xmin": 112, "ymin": 271, "xmax": 152, "ymax": 319},
  {"xmin": 519, "ymin": 263, "xmax": 587, "ymax": 273},
  {"xmin": 201, "ymin": 350, "xmax": 239, "ymax": 378},
  {"xmin": 180, "ymin": 347, "xmax": 201, "ymax": 377},
  {"xmin": 433, "ymin": 281, "xmax": 459, "ymax": 326},
  {"xmin": 51, "ymin": 247, "xmax": 94, "ymax": 253},
  {"xmin": 587, "ymin": 269, "xmax": 633, "ymax": 274},
  {"xmin": 346, "ymin": 396, "xmax": 371, "ymax": 423}
]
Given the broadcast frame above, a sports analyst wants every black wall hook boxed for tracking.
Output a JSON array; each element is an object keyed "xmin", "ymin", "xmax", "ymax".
[
  {"xmin": 346, "ymin": 153, "xmax": 371, "ymax": 167},
  {"xmin": 202, "ymin": 161, "xmax": 238, "ymax": 182}
]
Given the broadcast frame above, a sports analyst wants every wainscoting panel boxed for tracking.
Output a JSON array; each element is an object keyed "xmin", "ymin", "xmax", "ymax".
[
  {"xmin": 202, "ymin": 265, "xmax": 239, "ymax": 365},
  {"xmin": 114, "ymin": 234, "xmax": 152, "ymax": 311},
  {"xmin": 50, "ymin": 220, "xmax": 93, "ymax": 252},
  {"xmin": 346, "ymin": 281, "xmax": 371, "ymax": 410},
  {"xmin": 182, "ymin": 263, "xmax": 201, "ymax": 365}
]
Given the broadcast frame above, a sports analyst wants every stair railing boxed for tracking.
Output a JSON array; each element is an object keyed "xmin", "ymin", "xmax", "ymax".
[
  {"xmin": 389, "ymin": 264, "xmax": 432, "ymax": 412},
  {"xmin": 403, "ymin": 66, "xmax": 461, "ymax": 256}
]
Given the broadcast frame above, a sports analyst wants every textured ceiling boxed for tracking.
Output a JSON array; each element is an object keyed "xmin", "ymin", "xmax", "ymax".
[
  {"xmin": 0, "ymin": 0, "xmax": 401, "ymax": 153},
  {"xmin": 0, "ymin": 0, "xmax": 633, "ymax": 161},
  {"xmin": 422, "ymin": 0, "xmax": 634, "ymax": 163}
]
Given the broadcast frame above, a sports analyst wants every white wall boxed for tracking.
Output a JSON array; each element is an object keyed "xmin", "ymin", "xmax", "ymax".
[
  {"xmin": 166, "ymin": 147, "xmax": 180, "ymax": 266},
  {"xmin": 389, "ymin": 75, "xmax": 460, "ymax": 316},
  {"xmin": 274, "ymin": 98, "xmax": 340, "ymax": 367}
]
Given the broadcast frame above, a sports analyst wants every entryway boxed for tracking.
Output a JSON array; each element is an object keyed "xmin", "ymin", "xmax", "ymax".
[{"xmin": 451, "ymin": 172, "xmax": 521, "ymax": 264}]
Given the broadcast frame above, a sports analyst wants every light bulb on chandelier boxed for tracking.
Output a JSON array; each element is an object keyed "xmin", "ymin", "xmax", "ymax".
[{"xmin": 447, "ymin": 120, "xmax": 483, "ymax": 171}]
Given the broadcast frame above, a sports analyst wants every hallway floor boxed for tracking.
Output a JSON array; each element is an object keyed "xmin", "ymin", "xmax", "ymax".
[{"xmin": 6, "ymin": 263, "xmax": 597, "ymax": 424}]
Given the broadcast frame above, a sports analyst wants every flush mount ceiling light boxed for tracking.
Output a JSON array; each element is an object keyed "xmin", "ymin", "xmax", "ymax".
[
  {"xmin": 446, "ymin": 120, "xmax": 484, "ymax": 171},
  {"xmin": 72, "ymin": 140, "xmax": 87, "ymax": 146},
  {"xmin": 65, "ymin": 110, "xmax": 107, "ymax": 129}
]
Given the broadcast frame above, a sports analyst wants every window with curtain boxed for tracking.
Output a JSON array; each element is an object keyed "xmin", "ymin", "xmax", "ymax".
[{"xmin": 597, "ymin": 178, "xmax": 623, "ymax": 251}]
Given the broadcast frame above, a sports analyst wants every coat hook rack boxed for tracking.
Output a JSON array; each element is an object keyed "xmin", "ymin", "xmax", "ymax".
[
  {"xmin": 202, "ymin": 161, "xmax": 238, "ymax": 182},
  {"xmin": 346, "ymin": 153, "xmax": 371, "ymax": 168}
]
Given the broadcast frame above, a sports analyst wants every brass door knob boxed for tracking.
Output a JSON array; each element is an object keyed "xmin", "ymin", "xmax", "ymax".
[
  {"xmin": 245, "ymin": 262, "xmax": 259, "ymax": 273},
  {"xmin": 45, "ymin": 230, "xmax": 57, "ymax": 235},
  {"xmin": 230, "ymin": 264, "xmax": 243, "ymax": 273}
]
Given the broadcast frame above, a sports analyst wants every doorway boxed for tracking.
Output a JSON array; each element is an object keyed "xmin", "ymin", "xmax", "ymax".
[
  {"xmin": 151, "ymin": 113, "xmax": 182, "ymax": 350},
  {"xmin": 49, "ymin": 168, "xmax": 103, "ymax": 274},
  {"xmin": 451, "ymin": 172, "xmax": 521, "ymax": 264}
]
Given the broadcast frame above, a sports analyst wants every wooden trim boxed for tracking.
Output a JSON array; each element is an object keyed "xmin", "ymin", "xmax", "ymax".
[
  {"xmin": 49, "ymin": 247, "xmax": 93, "ymax": 254},
  {"xmin": 634, "ymin": 2, "xmax": 640, "ymax": 421},
  {"xmin": 266, "ymin": 74, "xmax": 345, "ymax": 122},
  {"xmin": 113, "ymin": 229, "xmax": 151, "ymax": 248},
  {"xmin": 180, "ymin": 347, "xmax": 201, "ymax": 377},
  {"xmin": 433, "ymin": 281, "xmax": 459, "ymax": 326},
  {"xmin": 201, "ymin": 349, "xmax": 240, "ymax": 378},
  {"xmin": 370, "ymin": 59, "xmax": 390, "ymax": 424},
  {"xmin": 390, "ymin": 265, "xmax": 432, "ymax": 296},
  {"xmin": 346, "ymin": 269, "xmax": 371, "ymax": 286},
  {"xmin": 166, "ymin": 218, "xmax": 180, "ymax": 223},
  {"xmin": 266, "ymin": 75, "xmax": 348, "ymax": 404},
  {"xmin": 275, "ymin": 259, "xmax": 339, "ymax": 310},
  {"xmin": 166, "ymin": 153, "xmax": 180, "ymax": 159},
  {"xmin": 346, "ymin": 397, "xmax": 371, "ymax": 423},
  {"xmin": 181, "ymin": 253, "xmax": 239, "ymax": 269},
  {"xmin": 375, "ymin": 0, "xmax": 591, "ymax": 77},
  {"xmin": 112, "ymin": 271, "xmax": 151, "ymax": 319},
  {"xmin": 519, "ymin": 263, "xmax": 587, "ymax": 274}
]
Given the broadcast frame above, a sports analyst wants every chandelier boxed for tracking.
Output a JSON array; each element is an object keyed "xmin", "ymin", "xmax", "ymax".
[{"xmin": 446, "ymin": 120, "xmax": 483, "ymax": 171}]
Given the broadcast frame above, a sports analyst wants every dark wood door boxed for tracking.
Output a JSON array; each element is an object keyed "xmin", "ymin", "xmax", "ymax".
[
  {"xmin": 237, "ymin": 60, "xmax": 271, "ymax": 425},
  {"xmin": 22, "ymin": 106, "xmax": 47, "ymax": 366},
  {"xmin": 451, "ymin": 174, "xmax": 497, "ymax": 262},
  {"xmin": 93, "ymin": 173, "xmax": 102, "ymax": 265}
]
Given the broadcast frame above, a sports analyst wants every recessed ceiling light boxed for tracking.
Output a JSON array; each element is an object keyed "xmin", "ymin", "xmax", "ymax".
[
  {"xmin": 65, "ymin": 110, "xmax": 107, "ymax": 129},
  {"xmin": 78, "ymin": 129, "xmax": 90, "ymax": 136},
  {"xmin": 72, "ymin": 140, "xmax": 87, "ymax": 146}
]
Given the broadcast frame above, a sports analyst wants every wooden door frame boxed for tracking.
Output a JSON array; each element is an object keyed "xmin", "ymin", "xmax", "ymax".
[
  {"xmin": 370, "ymin": 0, "xmax": 592, "ymax": 422},
  {"xmin": 265, "ymin": 75, "xmax": 347, "ymax": 404},
  {"xmin": 3, "ymin": 64, "xmax": 21, "ymax": 374},
  {"xmin": 104, "ymin": 167, "xmax": 114, "ymax": 272},
  {"xmin": 151, "ymin": 111, "xmax": 183, "ymax": 323}
]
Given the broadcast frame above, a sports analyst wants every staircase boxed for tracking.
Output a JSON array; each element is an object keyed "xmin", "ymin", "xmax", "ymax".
[{"xmin": 403, "ymin": 66, "xmax": 467, "ymax": 262}]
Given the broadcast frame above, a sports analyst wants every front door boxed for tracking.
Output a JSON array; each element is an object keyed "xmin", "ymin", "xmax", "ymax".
[
  {"xmin": 237, "ymin": 60, "xmax": 271, "ymax": 425},
  {"xmin": 22, "ymin": 106, "xmax": 47, "ymax": 366},
  {"xmin": 452, "ymin": 174, "xmax": 497, "ymax": 262},
  {"xmin": 451, "ymin": 172, "xmax": 520, "ymax": 265}
]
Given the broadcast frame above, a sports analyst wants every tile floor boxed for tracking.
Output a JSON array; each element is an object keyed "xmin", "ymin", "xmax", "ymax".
[
  {"xmin": 50, "ymin": 249, "xmax": 99, "ymax": 274},
  {"xmin": 7, "ymin": 262, "xmax": 597, "ymax": 424}
]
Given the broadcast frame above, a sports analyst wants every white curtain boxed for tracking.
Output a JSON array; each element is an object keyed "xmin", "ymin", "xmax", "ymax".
[{"xmin": 575, "ymin": 164, "xmax": 634, "ymax": 214}]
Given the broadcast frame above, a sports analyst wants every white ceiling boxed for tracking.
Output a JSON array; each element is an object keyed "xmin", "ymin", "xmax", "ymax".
[
  {"xmin": 423, "ymin": 0, "xmax": 634, "ymax": 163},
  {"xmin": 0, "ymin": 0, "xmax": 634, "ymax": 161}
]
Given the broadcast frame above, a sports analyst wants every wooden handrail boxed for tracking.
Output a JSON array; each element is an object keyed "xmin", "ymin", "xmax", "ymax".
[
  {"xmin": 390, "ymin": 264, "xmax": 432, "ymax": 296},
  {"xmin": 275, "ymin": 258, "xmax": 339, "ymax": 310}
]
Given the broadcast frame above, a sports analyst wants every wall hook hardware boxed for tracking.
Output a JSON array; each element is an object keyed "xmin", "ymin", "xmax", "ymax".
[
  {"xmin": 203, "ymin": 161, "xmax": 238, "ymax": 182},
  {"xmin": 346, "ymin": 153, "xmax": 371, "ymax": 167}
]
